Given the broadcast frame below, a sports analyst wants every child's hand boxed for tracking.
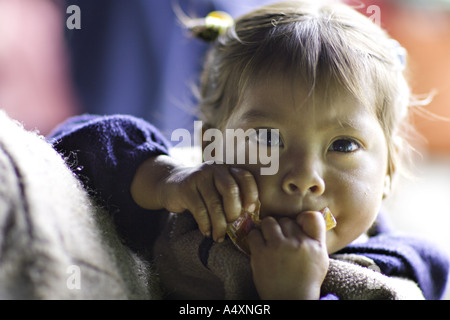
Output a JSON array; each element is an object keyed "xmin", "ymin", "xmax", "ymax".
[
  {"xmin": 156, "ymin": 159, "xmax": 259, "ymax": 242},
  {"xmin": 248, "ymin": 211, "xmax": 329, "ymax": 300}
]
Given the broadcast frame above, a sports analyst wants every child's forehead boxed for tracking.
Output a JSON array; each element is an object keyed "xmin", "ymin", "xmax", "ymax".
[
  {"xmin": 236, "ymin": 72, "xmax": 379, "ymax": 127},
  {"xmin": 240, "ymin": 70, "xmax": 376, "ymax": 116},
  {"xmin": 227, "ymin": 19, "xmax": 383, "ymax": 121}
]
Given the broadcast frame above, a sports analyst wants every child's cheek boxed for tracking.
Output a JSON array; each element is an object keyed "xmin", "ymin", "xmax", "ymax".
[
  {"xmin": 249, "ymin": 173, "xmax": 285, "ymax": 218},
  {"xmin": 328, "ymin": 177, "xmax": 383, "ymax": 250}
]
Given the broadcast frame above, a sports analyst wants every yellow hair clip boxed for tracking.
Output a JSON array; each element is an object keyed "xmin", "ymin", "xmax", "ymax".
[
  {"xmin": 191, "ymin": 11, "xmax": 233, "ymax": 42},
  {"xmin": 205, "ymin": 11, "xmax": 234, "ymax": 36}
]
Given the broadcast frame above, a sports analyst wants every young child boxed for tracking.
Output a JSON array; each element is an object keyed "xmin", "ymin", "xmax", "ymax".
[{"xmin": 49, "ymin": 0, "xmax": 449, "ymax": 299}]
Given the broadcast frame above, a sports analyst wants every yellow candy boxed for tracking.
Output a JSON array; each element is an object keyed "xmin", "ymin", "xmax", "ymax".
[{"xmin": 322, "ymin": 207, "xmax": 337, "ymax": 231}]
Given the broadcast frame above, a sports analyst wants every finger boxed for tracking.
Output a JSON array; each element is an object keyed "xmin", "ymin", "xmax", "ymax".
[
  {"xmin": 229, "ymin": 167, "xmax": 259, "ymax": 213},
  {"xmin": 186, "ymin": 193, "xmax": 211, "ymax": 237},
  {"xmin": 197, "ymin": 180, "xmax": 228, "ymax": 242},
  {"xmin": 296, "ymin": 211, "xmax": 326, "ymax": 243},
  {"xmin": 278, "ymin": 217, "xmax": 302, "ymax": 239},
  {"xmin": 213, "ymin": 166, "xmax": 242, "ymax": 223},
  {"xmin": 259, "ymin": 216, "xmax": 284, "ymax": 244}
]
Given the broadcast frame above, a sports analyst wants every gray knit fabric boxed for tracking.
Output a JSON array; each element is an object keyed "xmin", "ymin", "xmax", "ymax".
[{"xmin": 0, "ymin": 111, "xmax": 159, "ymax": 299}]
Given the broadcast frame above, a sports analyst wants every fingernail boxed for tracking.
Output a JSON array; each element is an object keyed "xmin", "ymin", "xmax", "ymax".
[
  {"xmin": 230, "ymin": 167, "xmax": 243, "ymax": 174},
  {"xmin": 217, "ymin": 237, "xmax": 225, "ymax": 243},
  {"xmin": 247, "ymin": 203, "xmax": 256, "ymax": 213},
  {"xmin": 204, "ymin": 230, "xmax": 211, "ymax": 237}
]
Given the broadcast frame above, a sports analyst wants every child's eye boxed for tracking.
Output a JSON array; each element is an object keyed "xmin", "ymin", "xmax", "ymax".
[
  {"xmin": 328, "ymin": 138, "xmax": 361, "ymax": 153},
  {"xmin": 251, "ymin": 129, "xmax": 284, "ymax": 147}
]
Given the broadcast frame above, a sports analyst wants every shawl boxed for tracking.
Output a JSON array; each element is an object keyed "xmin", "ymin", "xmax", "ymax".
[{"xmin": 0, "ymin": 111, "xmax": 159, "ymax": 299}]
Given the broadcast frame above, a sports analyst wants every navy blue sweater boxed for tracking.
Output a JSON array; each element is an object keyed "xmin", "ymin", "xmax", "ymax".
[{"xmin": 48, "ymin": 114, "xmax": 449, "ymax": 299}]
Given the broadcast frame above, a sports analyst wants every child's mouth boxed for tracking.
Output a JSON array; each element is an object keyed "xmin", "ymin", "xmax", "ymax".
[{"xmin": 226, "ymin": 205, "xmax": 336, "ymax": 255}]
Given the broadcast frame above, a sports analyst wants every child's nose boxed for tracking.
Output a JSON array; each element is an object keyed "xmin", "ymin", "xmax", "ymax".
[{"xmin": 281, "ymin": 159, "xmax": 325, "ymax": 197}]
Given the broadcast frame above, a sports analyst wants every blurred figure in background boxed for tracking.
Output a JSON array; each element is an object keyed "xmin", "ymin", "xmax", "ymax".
[
  {"xmin": 0, "ymin": 0, "xmax": 279, "ymax": 136},
  {"xmin": 0, "ymin": 0, "xmax": 79, "ymax": 135},
  {"xmin": 63, "ymin": 0, "xmax": 278, "ymax": 137}
]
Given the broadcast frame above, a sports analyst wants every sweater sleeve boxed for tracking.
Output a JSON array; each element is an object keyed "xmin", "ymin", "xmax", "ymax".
[
  {"xmin": 47, "ymin": 114, "xmax": 172, "ymax": 255},
  {"xmin": 338, "ymin": 215, "xmax": 450, "ymax": 300}
]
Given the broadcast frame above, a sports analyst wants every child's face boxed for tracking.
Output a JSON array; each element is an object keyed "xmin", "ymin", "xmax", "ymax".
[{"xmin": 223, "ymin": 76, "xmax": 390, "ymax": 254}]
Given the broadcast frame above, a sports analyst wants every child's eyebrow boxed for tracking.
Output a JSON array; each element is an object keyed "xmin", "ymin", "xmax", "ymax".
[
  {"xmin": 240, "ymin": 108, "xmax": 370, "ymax": 132},
  {"xmin": 336, "ymin": 119, "xmax": 359, "ymax": 130},
  {"xmin": 333, "ymin": 118, "xmax": 370, "ymax": 132},
  {"xmin": 239, "ymin": 110, "xmax": 277, "ymax": 123}
]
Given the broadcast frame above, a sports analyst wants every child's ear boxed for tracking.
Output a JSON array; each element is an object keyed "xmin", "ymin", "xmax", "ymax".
[
  {"xmin": 384, "ymin": 157, "xmax": 397, "ymax": 199},
  {"xmin": 383, "ymin": 174, "xmax": 392, "ymax": 199},
  {"xmin": 383, "ymin": 138, "xmax": 400, "ymax": 199}
]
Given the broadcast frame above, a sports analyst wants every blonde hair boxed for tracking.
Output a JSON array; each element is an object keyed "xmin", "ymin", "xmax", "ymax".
[{"xmin": 189, "ymin": 0, "xmax": 416, "ymax": 175}]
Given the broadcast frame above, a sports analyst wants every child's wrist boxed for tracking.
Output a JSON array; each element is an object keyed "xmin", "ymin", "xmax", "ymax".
[{"xmin": 130, "ymin": 154, "xmax": 179, "ymax": 210}]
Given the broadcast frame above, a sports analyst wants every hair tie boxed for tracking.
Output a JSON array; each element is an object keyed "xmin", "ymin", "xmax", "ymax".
[
  {"xmin": 193, "ymin": 11, "xmax": 234, "ymax": 42},
  {"xmin": 206, "ymin": 11, "xmax": 234, "ymax": 34},
  {"xmin": 389, "ymin": 39, "xmax": 407, "ymax": 71}
]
